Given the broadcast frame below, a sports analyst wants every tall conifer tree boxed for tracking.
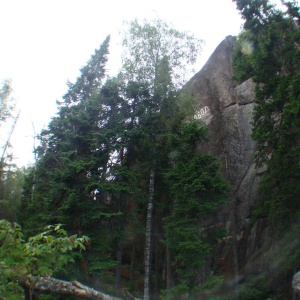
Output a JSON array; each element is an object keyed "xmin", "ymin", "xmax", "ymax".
[
  {"xmin": 20, "ymin": 36, "xmax": 131, "ymax": 283},
  {"xmin": 233, "ymin": 0, "xmax": 300, "ymax": 224}
]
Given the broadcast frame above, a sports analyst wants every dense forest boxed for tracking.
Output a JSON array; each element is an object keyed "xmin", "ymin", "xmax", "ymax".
[{"xmin": 0, "ymin": 0, "xmax": 300, "ymax": 299}]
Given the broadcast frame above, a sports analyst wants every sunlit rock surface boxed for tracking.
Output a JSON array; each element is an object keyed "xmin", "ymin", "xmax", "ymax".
[
  {"xmin": 293, "ymin": 271, "xmax": 300, "ymax": 294},
  {"xmin": 186, "ymin": 36, "xmax": 258, "ymax": 223}
]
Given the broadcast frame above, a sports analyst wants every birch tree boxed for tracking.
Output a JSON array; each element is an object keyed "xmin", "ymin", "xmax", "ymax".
[
  {"xmin": 121, "ymin": 18, "xmax": 203, "ymax": 300},
  {"xmin": 0, "ymin": 79, "xmax": 16, "ymax": 165},
  {"xmin": 0, "ymin": 79, "xmax": 21, "ymax": 221}
]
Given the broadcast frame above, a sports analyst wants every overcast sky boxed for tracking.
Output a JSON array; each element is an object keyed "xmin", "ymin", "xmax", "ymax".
[{"xmin": 0, "ymin": 0, "xmax": 283, "ymax": 166}]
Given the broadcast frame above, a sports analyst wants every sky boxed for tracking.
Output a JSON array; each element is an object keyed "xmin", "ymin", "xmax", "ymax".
[{"xmin": 0, "ymin": 0, "xmax": 283, "ymax": 167}]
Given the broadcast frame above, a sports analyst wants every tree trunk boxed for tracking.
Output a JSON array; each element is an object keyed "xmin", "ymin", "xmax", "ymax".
[
  {"xmin": 115, "ymin": 241, "xmax": 123, "ymax": 297},
  {"xmin": 0, "ymin": 111, "xmax": 19, "ymax": 163},
  {"xmin": 230, "ymin": 195, "xmax": 239, "ymax": 300},
  {"xmin": 130, "ymin": 244, "xmax": 135, "ymax": 282},
  {"xmin": 166, "ymin": 246, "xmax": 173, "ymax": 290},
  {"xmin": 154, "ymin": 221, "xmax": 160, "ymax": 299},
  {"xmin": 144, "ymin": 168, "xmax": 155, "ymax": 300}
]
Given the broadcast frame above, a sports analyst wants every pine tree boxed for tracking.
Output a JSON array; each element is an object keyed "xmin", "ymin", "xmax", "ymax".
[
  {"xmin": 232, "ymin": 0, "xmax": 300, "ymax": 225},
  {"xmin": 162, "ymin": 121, "xmax": 229, "ymax": 298},
  {"xmin": 63, "ymin": 35, "xmax": 110, "ymax": 104},
  {"xmin": 20, "ymin": 37, "xmax": 128, "ymax": 283}
]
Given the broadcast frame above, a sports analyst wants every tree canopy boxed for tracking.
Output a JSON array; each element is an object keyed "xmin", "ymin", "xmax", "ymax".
[
  {"xmin": 12, "ymin": 18, "xmax": 231, "ymax": 299},
  {"xmin": 0, "ymin": 80, "xmax": 23, "ymax": 223},
  {"xmin": 233, "ymin": 0, "xmax": 300, "ymax": 224}
]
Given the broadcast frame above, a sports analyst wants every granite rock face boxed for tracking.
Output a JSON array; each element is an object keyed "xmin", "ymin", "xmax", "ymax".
[
  {"xmin": 186, "ymin": 36, "xmax": 259, "ymax": 227},
  {"xmin": 293, "ymin": 271, "xmax": 300, "ymax": 294}
]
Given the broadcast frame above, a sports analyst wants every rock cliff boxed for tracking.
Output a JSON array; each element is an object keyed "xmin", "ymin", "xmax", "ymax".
[
  {"xmin": 185, "ymin": 35, "xmax": 300, "ymax": 299},
  {"xmin": 187, "ymin": 36, "xmax": 258, "ymax": 223},
  {"xmin": 186, "ymin": 35, "xmax": 260, "ymax": 272}
]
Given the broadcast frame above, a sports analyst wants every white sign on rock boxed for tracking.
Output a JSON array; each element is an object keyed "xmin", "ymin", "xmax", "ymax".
[{"xmin": 194, "ymin": 106, "xmax": 210, "ymax": 120}]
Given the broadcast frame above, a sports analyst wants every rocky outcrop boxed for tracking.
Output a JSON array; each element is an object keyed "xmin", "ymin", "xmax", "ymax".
[
  {"xmin": 186, "ymin": 36, "xmax": 261, "ymax": 275},
  {"xmin": 188, "ymin": 37, "xmax": 300, "ymax": 298},
  {"xmin": 187, "ymin": 36, "xmax": 259, "ymax": 224},
  {"xmin": 293, "ymin": 271, "xmax": 300, "ymax": 294}
]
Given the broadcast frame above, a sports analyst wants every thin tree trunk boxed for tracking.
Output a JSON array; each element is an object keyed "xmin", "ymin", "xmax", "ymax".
[
  {"xmin": 0, "ymin": 160, "xmax": 4, "ymax": 201},
  {"xmin": 30, "ymin": 122, "xmax": 37, "ymax": 202},
  {"xmin": 115, "ymin": 151, "xmax": 126, "ymax": 297},
  {"xmin": 154, "ymin": 221, "xmax": 160, "ymax": 298},
  {"xmin": 130, "ymin": 245, "xmax": 135, "ymax": 281},
  {"xmin": 115, "ymin": 242, "xmax": 123, "ymax": 297},
  {"xmin": 0, "ymin": 112, "xmax": 19, "ymax": 203},
  {"xmin": 166, "ymin": 246, "xmax": 173, "ymax": 290},
  {"xmin": 1, "ymin": 111, "xmax": 19, "ymax": 162},
  {"xmin": 230, "ymin": 195, "xmax": 239, "ymax": 300},
  {"xmin": 144, "ymin": 168, "xmax": 155, "ymax": 300}
]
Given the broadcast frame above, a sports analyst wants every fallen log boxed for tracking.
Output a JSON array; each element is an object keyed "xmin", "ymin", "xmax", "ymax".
[{"xmin": 19, "ymin": 276, "xmax": 123, "ymax": 300}]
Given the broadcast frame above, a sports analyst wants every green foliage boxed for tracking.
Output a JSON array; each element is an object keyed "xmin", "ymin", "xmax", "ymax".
[
  {"xmin": 196, "ymin": 275, "xmax": 225, "ymax": 292},
  {"xmin": 119, "ymin": 19, "xmax": 205, "ymax": 299},
  {"xmin": 0, "ymin": 79, "xmax": 14, "ymax": 124},
  {"xmin": 0, "ymin": 79, "xmax": 18, "ymax": 167},
  {"xmin": 234, "ymin": 0, "xmax": 275, "ymax": 32},
  {"xmin": 0, "ymin": 167, "xmax": 24, "ymax": 222},
  {"xmin": 233, "ymin": 0, "xmax": 300, "ymax": 224},
  {"xmin": 232, "ymin": 31, "xmax": 256, "ymax": 81},
  {"xmin": 121, "ymin": 18, "xmax": 203, "ymax": 90},
  {"xmin": 63, "ymin": 35, "xmax": 110, "ymax": 104},
  {"xmin": 0, "ymin": 219, "xmax": 89, "ymax": 299},
  {"xmin": 20, "ymin": 36, "xmax": 143, "ymax": 289},
  {"xmin": 19, "ymin": 18, "xmax": 229, "ymax": 299},
  {"xmin": 0, "ymin": 80, "xmax": 23, "ymax": 224},
  {"xmin": 163, "ymin": 121, "xmax": 229, "ymax": 297}
]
